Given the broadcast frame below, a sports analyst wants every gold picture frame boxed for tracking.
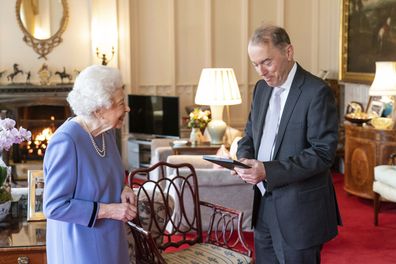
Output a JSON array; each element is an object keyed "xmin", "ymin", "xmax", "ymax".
[
  {"xmin": 340, "ymin": 0, "xmax": 396, "ymax": 84},
  {"xmin": 27, "ymin": 170, "xmax": 46, "ymax": 221}
]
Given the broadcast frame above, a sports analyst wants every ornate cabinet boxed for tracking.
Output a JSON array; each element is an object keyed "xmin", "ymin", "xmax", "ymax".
[{"xmin": 344, "ymin": 124, "xmax": 396, "ymax": 199}]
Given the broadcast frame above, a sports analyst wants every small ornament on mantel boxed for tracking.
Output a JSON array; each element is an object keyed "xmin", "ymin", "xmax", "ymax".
[
  {"xmin": 38, "ymin": 63, "xmax": 52, "ymax": 85},
  {"xmin": 55, "ymin": 67, "xmax": 72, "ymax": 84}
]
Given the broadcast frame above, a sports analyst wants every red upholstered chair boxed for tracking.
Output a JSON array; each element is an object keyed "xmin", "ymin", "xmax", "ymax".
[{"xmin": 127, "ymin": 161, "xmax": 253, "ymax": 264}]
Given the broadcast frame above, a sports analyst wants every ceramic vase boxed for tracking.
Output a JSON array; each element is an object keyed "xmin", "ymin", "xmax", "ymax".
[{"xmin": 189, "ymin": 128, "xmax": 202, "ymax": 145}]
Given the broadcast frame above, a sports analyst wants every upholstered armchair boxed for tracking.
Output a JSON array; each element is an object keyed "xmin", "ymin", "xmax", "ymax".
[
  {"xmin": 373, "ymin": 153, "xmax": 396, "ymax": 226},
  {"xmin": 166, "ymin": 154, "xmax": 253, "ymax": 231}
]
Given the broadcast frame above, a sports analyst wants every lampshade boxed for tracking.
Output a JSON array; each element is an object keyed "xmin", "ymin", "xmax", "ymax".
[
  {"xmin": 194, "ymin": 68, "xmax": 241, "ymax": 145},
  {"xmin": 369, "ymin": 62, "xmax": 396, "ymax": 96},
  {"xmin": 195, "ymin": 68, "xmax": 242, "ymax": 106}
]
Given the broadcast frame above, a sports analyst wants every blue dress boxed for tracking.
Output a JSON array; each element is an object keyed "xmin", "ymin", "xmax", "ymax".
[{"xmin": 43, "ymin": 120, "xmax": 129, "ymax": 264}]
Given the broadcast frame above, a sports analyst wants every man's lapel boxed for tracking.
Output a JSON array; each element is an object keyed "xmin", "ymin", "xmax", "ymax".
[
  {"xmin": 272, "ymin": 65, "xmax": 304, "ymax": 159},
  {"xmin": 254, "ymin": 82, "xmax": 272, "ymax": 157}
]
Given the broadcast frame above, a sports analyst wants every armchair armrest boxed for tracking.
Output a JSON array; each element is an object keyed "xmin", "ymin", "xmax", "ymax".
[
  {"xmin": 167, "ymin": 155, "xmax": 214, "ymax": 169},
  {"xmin": 199, "ymin": 201, "xmax": 252, "ymax": 257}
]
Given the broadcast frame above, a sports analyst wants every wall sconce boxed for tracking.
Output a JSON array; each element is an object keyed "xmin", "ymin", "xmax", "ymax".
[
  {"xmin": 91, "ymin": 0, "xmax": 118, "ymax": 66},
  {"xmin": 96, "ymin": 46, "xmax": 115, "ymax": 66},
  {"xmin": 195, "ymin": 68, "xmax": 242, "ymax": 144}
]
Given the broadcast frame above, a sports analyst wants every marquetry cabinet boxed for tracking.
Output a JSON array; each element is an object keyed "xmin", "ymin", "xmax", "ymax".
[{"xmin": 344, "ymin": 124, "xmax": 396, "ymax": 199}]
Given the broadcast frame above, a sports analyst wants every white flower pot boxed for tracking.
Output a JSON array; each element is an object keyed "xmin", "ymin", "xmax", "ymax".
[{"xmin": 0, "ymin": 200, "xmax": 11, "ymax": 221}]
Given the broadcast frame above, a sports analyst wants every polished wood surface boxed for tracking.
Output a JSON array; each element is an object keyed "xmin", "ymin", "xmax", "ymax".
[
  {"xmin": 170, "ymin": 141, "xmax": 224, "ymax": 155},
  {"xmin": 0, "ymin": 217, "xmax": 46, "ymax": 264},
  {"xmin": 344, "ymin": 124, "xmax": 396, "ymax": 199}
]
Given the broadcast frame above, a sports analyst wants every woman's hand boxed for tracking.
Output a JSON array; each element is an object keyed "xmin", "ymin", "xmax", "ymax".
[
  {"xmin": 121, "ymin": 185, "xmax": 137, "ymax": 207},
  {"xmin": 97, "ymin": 186, "xmax": 138, "ymax": 222},
  {"xmin": 98, "ymin": 202, "xmax": 137, "ymax": 222}
]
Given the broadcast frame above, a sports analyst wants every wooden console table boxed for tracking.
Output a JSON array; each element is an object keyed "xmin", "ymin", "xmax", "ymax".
[
  {"xmin": 344, "ymin": 124, "xmax": 396, "ymax": 199},
  {"xmin": 170, "ymin": 141, "xmax": 224, "ymax": 155},
  {"xmin": 0, "ymin": 217, "xmax": 46, "ymax": 264}
]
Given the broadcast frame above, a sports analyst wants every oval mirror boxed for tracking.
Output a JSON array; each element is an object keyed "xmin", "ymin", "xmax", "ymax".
[{"xmin": 15, "ymin": 0, "xmax": 69, "ymax": 59}]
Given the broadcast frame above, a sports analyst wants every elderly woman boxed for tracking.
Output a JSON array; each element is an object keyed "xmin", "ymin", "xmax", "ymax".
[{"xmin": 43, "ymin": 65, "xmax": 136, "ymax": 264}]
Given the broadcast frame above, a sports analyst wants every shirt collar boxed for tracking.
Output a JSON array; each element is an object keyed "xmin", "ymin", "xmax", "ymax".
[{"xmin": 277, "ymin": 62, "xmax": 297, "ymax": 91}]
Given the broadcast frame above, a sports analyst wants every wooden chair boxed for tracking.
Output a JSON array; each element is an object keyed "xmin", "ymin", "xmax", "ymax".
[
  {"xmin": 373, "ymin": 153, "xmax": 396, "ymax": 226},
  {"xmin": 127, "ymin": 161, "xmax": 253, "ymax": 264}
]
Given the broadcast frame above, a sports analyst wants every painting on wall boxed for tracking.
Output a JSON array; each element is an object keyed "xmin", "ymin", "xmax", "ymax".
[{"xmin": 340, "ymin": 0, "xmax": 396, "ymax": 83}]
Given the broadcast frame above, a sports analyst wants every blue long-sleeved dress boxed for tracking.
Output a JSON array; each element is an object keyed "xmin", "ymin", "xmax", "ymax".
[{"xmin": 43, "ymin": 120, "xmax": 129, "ymax": 264}]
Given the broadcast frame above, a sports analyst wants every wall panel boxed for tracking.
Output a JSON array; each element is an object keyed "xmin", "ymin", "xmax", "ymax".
[
  {"xmin": 175, "ymin": 0, "xmax": 206, "ymax": 85},
  {"xmin": 137, "ymin": 0, "xmax": 172, "ymax": 85}
]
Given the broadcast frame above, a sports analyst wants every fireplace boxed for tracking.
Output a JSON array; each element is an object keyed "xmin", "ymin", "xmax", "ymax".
[{"xmin": 0, "ymin": 84, "xmax": 72, "ymax": 180}]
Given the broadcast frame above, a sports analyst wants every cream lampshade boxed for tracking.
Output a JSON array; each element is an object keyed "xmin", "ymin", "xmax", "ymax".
[
  {"xmin": 369, "ymin": 61, "xmax": 396, "ymax": 96},
  {"xmin": 195, "ymin": 68, "xmax": 241, "ymax": 144},
  {"xmin": 369, "ymin": 61, "xmax": 396, "ymax": 129}
]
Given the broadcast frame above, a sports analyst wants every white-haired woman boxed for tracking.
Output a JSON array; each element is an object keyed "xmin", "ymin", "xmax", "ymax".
[{"xmin": 43, "ymin": 65, "xmax": 136, "ymax": 264}]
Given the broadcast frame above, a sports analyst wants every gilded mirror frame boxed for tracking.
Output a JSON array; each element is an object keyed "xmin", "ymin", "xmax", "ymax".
[{"xmin": 15, "ymin": 0, "xmax": 69, "ymax": 60}]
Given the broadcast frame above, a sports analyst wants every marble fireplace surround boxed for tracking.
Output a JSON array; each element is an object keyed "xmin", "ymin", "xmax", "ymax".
[{"xmin": 0, "ymin": 84, "xmax": 72, "ymax": 180}]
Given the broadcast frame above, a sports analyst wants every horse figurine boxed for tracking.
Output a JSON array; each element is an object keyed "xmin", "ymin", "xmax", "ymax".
[
  {"xmin": 7, "ymin": 64, "xmax": 23, "ymax": 83},
  {"xmin": 55, "ymin": 67, "xmax": 72, "ymax": 84},
  {"xmin": 0, "ymin": 70, "xmax": 6, "ymax": 81}
]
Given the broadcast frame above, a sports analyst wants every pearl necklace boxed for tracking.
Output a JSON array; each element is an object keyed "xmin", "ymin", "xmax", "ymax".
[{"xmin": 81, "ymin": 118, "xmax": 106, "ymax": 158}]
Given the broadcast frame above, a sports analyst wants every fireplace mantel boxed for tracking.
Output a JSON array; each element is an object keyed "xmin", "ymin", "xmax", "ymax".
[{"xmin": 0, "ymin": 84, "xmax": 72, "ymax": 107}]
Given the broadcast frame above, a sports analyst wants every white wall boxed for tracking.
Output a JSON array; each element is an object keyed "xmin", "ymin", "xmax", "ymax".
[
  {"xmin": 0, "ymin": 0, "xmax": 93, "ymax": 84},
  {"xmin": 3, "ymin": 0, "xmax": 367, "ymax": 166}
]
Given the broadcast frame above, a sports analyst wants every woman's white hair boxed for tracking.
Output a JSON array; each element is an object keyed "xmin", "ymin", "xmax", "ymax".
[{"xmin": 67, "ymin": 65, "xmax": 123, "ymax": 116}]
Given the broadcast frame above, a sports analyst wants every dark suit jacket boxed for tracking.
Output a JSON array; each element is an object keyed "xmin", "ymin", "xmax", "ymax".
[{"xmin": 237, "ymin": 64, "xmax": 342, "ymax": 250}]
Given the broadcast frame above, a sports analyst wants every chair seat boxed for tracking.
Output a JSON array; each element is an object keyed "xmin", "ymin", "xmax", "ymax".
[
  {"xmin": 373, "ymin": 181, "xmax": 396, "ymax": 201},
  {"xmin": 163, "ymin": 243, "xmax": 253, "ymax": 264},
  {"xmin": 374, "ymin": 165, "xmax": 396, "ymax": 188}
]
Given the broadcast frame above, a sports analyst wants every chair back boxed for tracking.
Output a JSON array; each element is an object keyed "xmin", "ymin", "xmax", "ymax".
[{"xmin": 127, "ymin": 161, "xmax": 203, "ymax": 251}]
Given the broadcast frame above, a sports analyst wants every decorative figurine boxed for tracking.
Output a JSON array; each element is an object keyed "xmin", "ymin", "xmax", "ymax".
[
  {"xmin": 55, "ymin": 67, "xmax": 72, "ymax": 84},
  {"xmin": 38, "ymin": 63, "xmax": 52, "ymax": 85},
  {"xmin": 7, "ymin": 64, "xmax": 24, "ymax": 83},
  {"xmin": 0, "ymin": 70, "xmax": 6, "ymax": 82},
  {"xmin": 25, "ymin": 71, "xmax": 31, "ymax": 84}
]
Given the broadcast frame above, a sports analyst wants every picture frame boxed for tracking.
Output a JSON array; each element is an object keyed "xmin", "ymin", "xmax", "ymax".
[
  {"xmin": 27, "ymin": 170, "xmax": 46, "ymax": 221},
  {"xmin": 340, "ymin": 0, "xmax": 396, "ymax": 84},
  {"xmin": 367, "ymin": 96, "xmax": 384, "ymax": 117},
  {"xmin": 28, "ymin": 221, "xmax": 46, "ymax": 245}
]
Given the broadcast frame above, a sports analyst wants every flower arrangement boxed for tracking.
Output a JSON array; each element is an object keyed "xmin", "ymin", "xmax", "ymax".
[
  {"xmin": 0, "ymin": 118, "xmax": 31, "ymax": 205},
  {"xmin": 187, "ymin": 108, "xmax": 211, "ymax": 129},
  {"xmin": 0, "ymin": 118, "xmax": 31, "ymax": 152}
]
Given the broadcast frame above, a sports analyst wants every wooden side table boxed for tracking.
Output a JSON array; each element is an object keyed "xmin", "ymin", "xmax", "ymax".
[
  {"xmin": 344, "ymin": 124, "xmax": 396, "ymax": 199},
  {"xmin": 0, "ymin": 217, "xmax": 46, "ymax": 264},
  {"xmin": 170, "ymin": 142, "xmax": 225, "ymax": 155}
]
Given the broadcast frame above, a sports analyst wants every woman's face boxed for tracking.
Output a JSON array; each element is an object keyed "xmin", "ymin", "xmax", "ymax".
[{"xmin": 100, "ymin": 88, "xmax": 130, "ymax": 129}]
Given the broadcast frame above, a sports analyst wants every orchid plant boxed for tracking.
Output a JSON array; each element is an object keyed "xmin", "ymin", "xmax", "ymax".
[
  {"xmin": 0, "ymin": 118, "xmax": 31, "ymax": 152},
  {"xmin": 0, "ymin": 118, "xmax": 31, "ymax": 204}
]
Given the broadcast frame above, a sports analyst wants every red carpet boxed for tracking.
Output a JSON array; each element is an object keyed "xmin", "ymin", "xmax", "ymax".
[
  {"xmin": 321, "ymin": 173, "xmax": 396, "ymax": 263},
  {"xmin": 242, "ymin": 173, "xmax": 396, "ymax": 263}
]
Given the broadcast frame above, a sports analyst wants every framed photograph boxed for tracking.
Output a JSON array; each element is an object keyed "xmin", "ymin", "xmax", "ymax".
[
  {"xmin": 367, "ymin": 96, "xmax": 384, "ymax": 117},
  {"xmin": 27, "ymin": 170, "xmax": 46, "ymax": 221},
  {"xmin": 28, "ymin": 221, "xmax": 46, "ymax": 245},
  {"xmin": 340, "ymin": 0, "xmax": 396, "ymax": 83}
]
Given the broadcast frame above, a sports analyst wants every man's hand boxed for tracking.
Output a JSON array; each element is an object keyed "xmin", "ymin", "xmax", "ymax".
[{"xmin": 233, "ymin": 158, "xmax": 266, "ymax": 185}]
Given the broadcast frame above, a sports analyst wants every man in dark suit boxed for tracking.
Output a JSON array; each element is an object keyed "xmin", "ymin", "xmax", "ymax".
[{"xmin": 234, "ymin": 25, "xmax": 342, "ymax": 263}]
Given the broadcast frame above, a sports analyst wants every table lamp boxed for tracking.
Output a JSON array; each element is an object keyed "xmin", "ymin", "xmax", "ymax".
[
  {"xmin": 195, "ymin": 68, "xmax": 241, "ymax": 144},
  {"xmin": 369, "ymin": 61, "xmax": 396, "ymax": 128},
  {"xmin": 369, "ymin": 61, "xmax": 396, "ymax": 97}
]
